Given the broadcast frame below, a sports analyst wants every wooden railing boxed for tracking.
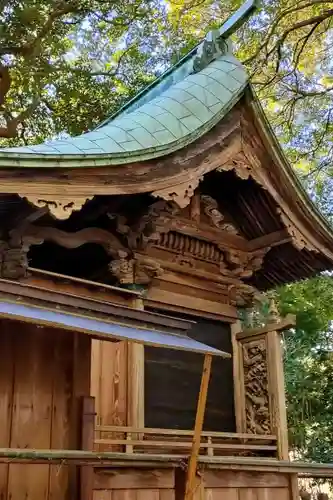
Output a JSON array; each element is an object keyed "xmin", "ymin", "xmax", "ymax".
[{"xmin": 94, "ymin": 425, "xmax": 277, "ymax": 457}]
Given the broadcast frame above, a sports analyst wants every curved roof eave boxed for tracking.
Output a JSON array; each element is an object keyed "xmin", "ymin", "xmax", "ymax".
[
  {"xmin": 0, "ymin": 55, "xmax": 247, "ymax": 169},
  {"xmin": 245, "ymin": 85, "xmax": 333, "ymax": 249}
]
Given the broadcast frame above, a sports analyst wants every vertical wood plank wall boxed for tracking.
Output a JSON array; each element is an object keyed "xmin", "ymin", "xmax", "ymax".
[
  {"xmin": 0, "ymin": 319, "xmax": 91, "ymax": 500},
  {"xmin": 92, "ymin": 469, "xmax": 294, "ymax": 500},
  {"xmin": 91, "ymin": 339, "xmax": 128, "ymax": 451}
]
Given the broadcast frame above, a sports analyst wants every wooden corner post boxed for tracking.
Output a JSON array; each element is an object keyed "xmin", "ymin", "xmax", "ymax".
[
  {"xmin": 185, "ymin": 353, "xmax": 212, "ymax": 500},
  {"xmin": 267, "ymin": 329, "xmax": 289, "ymax": 460}
]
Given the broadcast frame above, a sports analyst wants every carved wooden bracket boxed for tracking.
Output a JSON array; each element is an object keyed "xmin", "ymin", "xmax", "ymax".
[
  {"xmin": 277, "ymin": 208, "xmax": 318, "ymax": 252},
  {"xmin": 228, "ymin": 283, "xmax": 261, "ymax": 307},
  {"xmin": 201, "ymin": 195, "xmax": 239, "ymax": 234},
  {"xmin": 151, "ymin": 177, "xmax": 203, "ymax": 208},
  {"xmin": 217, "ymin": 153, "xmax": 264, "ymax": 187},
  {"xmin": 109, "ymin": 200, "xmax": 180, "ymax": 251},
  {"xmin": 0, "ymin": 233, "xmax": 44, "ymax": 279},
  {"xmin": 18, "ymin": 194, "xmax": 94, "ymax": 220},
  {"xmin": 109, "ymin": 255, "xmax": 163, "ymax": 285},
  {"xmin": 222, "ymin": 247, "xmax": 269, "ymax": 279}
]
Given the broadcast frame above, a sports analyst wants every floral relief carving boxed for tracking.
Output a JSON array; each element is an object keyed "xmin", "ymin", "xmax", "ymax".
[{"xmin": 242, "ymin": 339, "xmax": 271, "ymax": 435}]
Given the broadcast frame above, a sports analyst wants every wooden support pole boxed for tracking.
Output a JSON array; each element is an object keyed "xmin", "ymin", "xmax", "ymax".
[
  {"xmin": 231, "ymin": 320, "xmax": 246, "ymax": 433},
  {"xmin": 80, "ymin": 396, "xmax": 96, "ymax": 500},
  {"xmin": 185, "ymin": 353, "xmax": 212, "ymax": 500}
]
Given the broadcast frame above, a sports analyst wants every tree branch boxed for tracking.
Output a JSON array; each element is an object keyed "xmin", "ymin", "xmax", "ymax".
[
  {"xmin": 0, "ymin": 97, "xmax": 40, "ymax": 138},
  {"xmin": 243, "ymin": 1, "xmax": 333, "ymax": 65}
]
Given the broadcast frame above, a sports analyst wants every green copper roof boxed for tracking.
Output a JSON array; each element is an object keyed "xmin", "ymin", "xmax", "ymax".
[{"xmin": 0, "ymin": 2, "xmax": 257, "ymax": 168}]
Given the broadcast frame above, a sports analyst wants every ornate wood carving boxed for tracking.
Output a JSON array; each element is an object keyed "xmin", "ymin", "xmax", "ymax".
[
  {"xmin": 277, "ymin": 208, "xmax": 318, "ymax": 252},
  {"xmin": 155, "ymin": 230, "xmax": 268, "ymax": 280},
  {"xmin": 109, "ymin": 200, "xmax": 180, "ymax": 251},
  {"xmin": 19, "ymin": 224, "xmax": 128, "ymax": 259},
  {"xmin": 19, "ymin": 195, "xmax": 94, "ymax": 220},
  {"xmin": 109, "ymin": 258, "xmax": 135, "ymax": 284},
  {"xmin": 157, "ymin": 231, "xmax": 222, "ymax": 263},
  {"xmin": 217, "ymin": 153, "xmax": 264, "ymax": 187},
  {"xmin": 109, "ymin": 255, "xmax": 163, "ymax": 285},
  {"xmin": 201, "ymin": 195, "xmax": 239, "ymax": 234},
  {"xmin": 151, "ymin": 178, "xmax": 203, "ymax": 208},
  {"xmin": 0, "ymin": 233, "xmax": 43, "ymax": 279},
  {"xmin": 228, "ymin": 283, "xmax": 261, "ymax": 307},
  {"xmin": 223, "ymin": 248, "xmax": 268, "ymax": 278},
  {"xmin": 242, "ymin": 338, "xmax": 271, "ymax": 435}
]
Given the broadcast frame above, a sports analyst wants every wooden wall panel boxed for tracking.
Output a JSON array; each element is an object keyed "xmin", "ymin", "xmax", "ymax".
[
  {"xmin": 94, "ymin": 469, "xmax": 174, "ymax": 490},
  {"xmin": 7, "ymin": 325, "xmax": 54, "ymax": 500},
  {"xmin": 0, "ymin": 320, "xmax": 91, "ymax": 500},
  {"xmin": 94, "ymin": 469, "xmax": 175, "ymax": 500},
  {"xmin": 0, "ymin": 321, "xmax": 14, "ymax": 500},
  {"xmin": 239, "ymin": 490, "xmax": 258, "ymax": 500},
  {"xmin": 91, "ymin": 339, "xmax": 128, "ymax": 451},
  {"xmin": 48, "ymin": 330, "xmax": 74, "ymax": 500},
  {"xmin": 206, "ymin": 489, "xmax": 238, "ymax": 500},
  {"xmin": 93, "ymin": 492, "xmax": 112, "ymax": 500},
  {"xmin": 93, "ymin": 469, "xmax": 292, "ymax": 500},
  {"xmin": 204, "ymin": 470, "xmax": 289, "ymax": 488}
]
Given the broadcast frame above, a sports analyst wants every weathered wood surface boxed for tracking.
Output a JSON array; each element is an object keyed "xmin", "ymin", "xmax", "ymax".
[
  {"xmin": 0, "ymin": 320, "xmax": 91, "ymax": 500},
  {"xmin": 94, "ymin": 469, "xmax": 175, "ymax": 500},
  {"xmin": 93, "ymin": 468, "xmax": 293, "ymax": 500},
  {"xmin": 91, "ymin": 339, "xmax": 128, "ymax": 452}
]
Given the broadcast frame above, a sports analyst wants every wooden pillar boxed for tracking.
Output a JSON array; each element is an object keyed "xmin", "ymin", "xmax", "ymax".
[
  {"xmin": 236, "ymin": 315, "xmax": 294, "ymax": 460},
  {"xmin": 267, "ymin": 330, "xmax": 289, "ymax": 460},
  {"xmin": 127, "ymin": 297, "xmax": 145, "ymax": 429},
  {"xmin": 185, "ymin": 353, "xmax": 212, "ymax": 500},
  {"xmin": 80, "ymin": 396, "xmax": 95, "ymax": 500},
  {"xmin": 290, "ymin": 473, "xmax": 300, "ymax": 500},
  {"xmin": 231, "ymin": 320, "xmax": 245, "ymax": 433}
]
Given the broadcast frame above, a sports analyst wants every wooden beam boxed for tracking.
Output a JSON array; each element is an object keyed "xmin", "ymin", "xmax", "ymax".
[
  {"xmin": 247, "ymin": 229, "xmax": 291, "ymax": 251},
  {"xmin": 237, "ymin": 314, "xmax": 296, "ymax": 340},
  {"xmin": 185, "ymin": 353, "xmax": 212, "ymax": 500}
]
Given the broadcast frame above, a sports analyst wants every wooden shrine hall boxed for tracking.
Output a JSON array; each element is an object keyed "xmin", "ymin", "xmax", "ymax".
[{"xmin": 0, "ymin": 1, "xmax": 333, "ymax": 499}]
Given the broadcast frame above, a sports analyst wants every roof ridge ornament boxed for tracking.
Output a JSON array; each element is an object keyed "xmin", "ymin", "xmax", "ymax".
[{"xmin": 193, "ymin": 0, "xmax": 259, "ymax": 72}]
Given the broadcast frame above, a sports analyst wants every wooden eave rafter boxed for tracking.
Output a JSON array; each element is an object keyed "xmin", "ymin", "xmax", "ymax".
[{"xmin": 244, "ymin": 87, "xmax": 333, "ymax": 261}]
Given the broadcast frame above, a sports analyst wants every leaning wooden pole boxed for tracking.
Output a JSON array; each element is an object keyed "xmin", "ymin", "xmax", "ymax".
[{"xmin": 185, "ymin": 353, "xmax": 212, "ymax": 500}]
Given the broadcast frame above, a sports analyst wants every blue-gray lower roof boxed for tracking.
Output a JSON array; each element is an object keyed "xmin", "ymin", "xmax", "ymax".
[{"xmin": 0, "ymin": 300, "xmax": 230, "ymax": 357}]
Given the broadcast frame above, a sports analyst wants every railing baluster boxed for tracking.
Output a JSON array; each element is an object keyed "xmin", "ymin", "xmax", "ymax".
[
  {"xmin": 207, "ymin": 436, "xmax": 214, "ymax": 457},
  {"xmin": 126, "ymin": 431, "xmax": 134, "ymax": 454}
]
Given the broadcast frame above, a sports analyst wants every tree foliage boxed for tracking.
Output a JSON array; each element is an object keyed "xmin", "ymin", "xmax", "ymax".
[{"xmin": 277, "ymin": 276, "xmax": 333, "ymax": 462}]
